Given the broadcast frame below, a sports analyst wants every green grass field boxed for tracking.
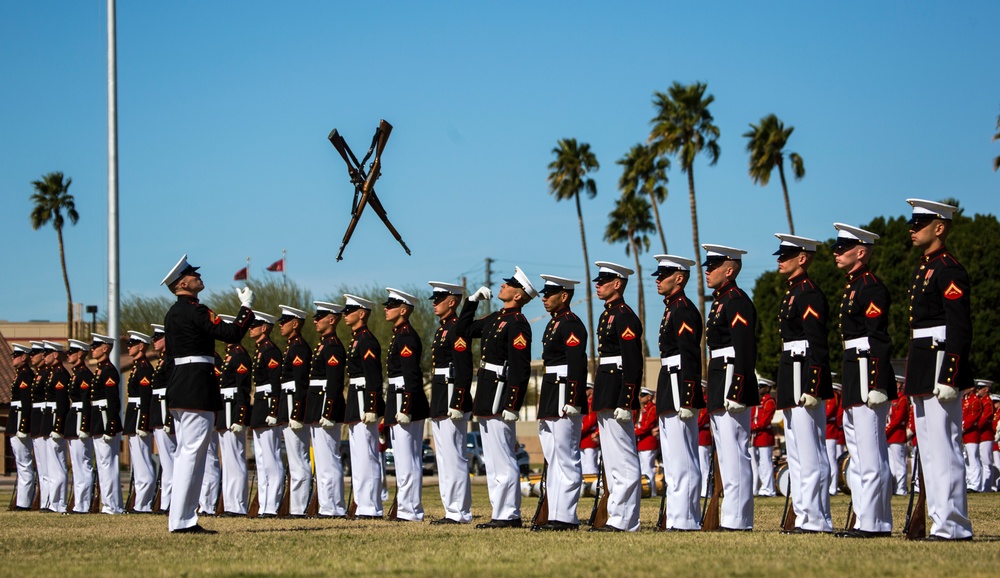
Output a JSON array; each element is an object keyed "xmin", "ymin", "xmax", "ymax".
[{"xmin": 1, "ymin": 483, "xmax": 998, "ymax": 577}]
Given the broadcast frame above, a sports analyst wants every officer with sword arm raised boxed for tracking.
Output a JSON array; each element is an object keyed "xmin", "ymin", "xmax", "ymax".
[
  {"xmin": 426, "ymin": 282, "xmax": 474, "ymax": 525},
  {"xmin": 829, "ymin": 223, "xmax": 895, "ymax": 538},
  {"xmin": 457, "ymin": 267, "xmax": 535, "ymax": 529},
  {"xmin": 307, "ymin": 301, "xmax": 348, "ymax": 518}
]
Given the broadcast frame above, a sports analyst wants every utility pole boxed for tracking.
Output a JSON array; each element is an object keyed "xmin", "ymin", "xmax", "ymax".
[{"xmin": 484, "ymin": 257, "xmax": 494, "ymax": 315}]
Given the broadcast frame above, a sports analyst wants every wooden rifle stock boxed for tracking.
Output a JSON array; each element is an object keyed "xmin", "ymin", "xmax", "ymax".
[
  {"xmin": 8, "ymin": 474, "xmax": 18, "ymax": 511},
  {"xmin": 586, "ymin": 451, "xmax": 604, "ymax": 526},
  {"xmin": 530, "ymin": 460, "xmax": 549, "ymax": 528},
  {"xmin": 904, "ymin": 449, "xmax": 926, "ymax": 540},
  {"xmin": 592, "ymin": 466, "xmax": 610, "ymax": 529},
  {"xmin": 655, "ymin": 478, "xmax": 668, "ymax": 531},
  {"xmin": 701, "ymin": 443, "xmax": 722, "ymax": 531},
  {"xmin": 844, "ymin": 500, "xmax": 856, "ymax": 532},
  {"xmin": 125, "ymin": 468, "xmax": 136, "ymax": 513},
  {"xmin": 306, "ymin": 477, "xmax": 319, "ymax": 518},
  {"xmin": 346, "ymin": 473, "xmax": 357, "ymax": 519},
  {"xmin": 152, "ymin": 464, "xmax": 162, "ymax": 513},
  {"xmin": 90, "ymin": 466, "xmax": 102, "ymax": 513},
  {"xmin": 277, "ymin": 471, "xmax": 291, "ymax": 517},
  {"xmin": 781, "ymin": 489, "xmax": 797, "ymax": 532},
  {"xmin": 247, "ymin": 467, "xmax": 259, "ymax": 518}
]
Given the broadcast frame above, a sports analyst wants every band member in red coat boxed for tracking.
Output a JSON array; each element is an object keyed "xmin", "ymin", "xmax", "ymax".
[
  {"xmin": 975, "ymin": 380, "xmax": 995, "ymax": 492},
  {"xmin": 698, "ymin": 398, "xmax": 712, "ymax": 498},
  {"xmin": 751, "ymin": 379, "xmax": 776, "ymax": 497},
  {"xmin": 580, "ymin": 385, "xmax": 600, "ymax": 476},
  {"xmin": 962, "ymin": 388, "xmax": 982, "ymax": 492},
  {"xmin": 886, "ymin": 376, "xmax": 910, "ymax": 495},
  {"xmin": 634, "ymin": 388, "xmax": 658, "ymax": 496},
  {"xmin": 825, "ymin": 384, "xmax": 843, "ymax": 497}
]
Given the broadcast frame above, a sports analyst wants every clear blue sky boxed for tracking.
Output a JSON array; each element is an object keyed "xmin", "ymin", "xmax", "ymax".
[{"xmin": 2, "ymin": 2, "xmax": 997, "ymax": 342}]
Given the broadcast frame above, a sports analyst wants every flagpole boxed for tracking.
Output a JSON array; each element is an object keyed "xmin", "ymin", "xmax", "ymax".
[{"xmin": 107, "ymin": 0, "xmax": 120, "ymax": 373}]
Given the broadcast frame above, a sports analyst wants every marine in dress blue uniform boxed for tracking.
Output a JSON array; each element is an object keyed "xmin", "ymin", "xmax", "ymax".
[
  {"xmin": 248, "ymin": 311, "xmax": 284, "ymax": 517},
  {"xmin": 308, "ymin": 301, "xmax": 348, "ymax": 518},
  {"xmin": 149, "ymin": 325, "xmax": 177, "ymax": 514},
  {"xmin": 89, "ymin": 333, "xmax": 124, "ymax": 514},
  {"xmin": 124, "ymin": 331, "xmax": 156, "ymax": 513},
  {"xmin": 277, "ymin": 305, "xmax": 313, "ymax": 518},
  {"xmin": 65, "ymin": 339, "xmax": 95, "ymax": 513}
]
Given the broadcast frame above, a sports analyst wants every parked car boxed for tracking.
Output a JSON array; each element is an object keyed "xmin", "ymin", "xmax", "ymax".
[
  {"xmin": 465, "ymin": 430, "xmax": 530, "ymax": 476},
  {"xmin": 385, "ymin": 438, "xmax": 437, "ymax": 476}
]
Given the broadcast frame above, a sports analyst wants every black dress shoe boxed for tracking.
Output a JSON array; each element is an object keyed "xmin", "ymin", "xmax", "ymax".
[
  {"xmin": 587, "ymin": 525, "xmax": 625, "ymax": 532},
  {"xmin": 286, "ymin": 514, "xmax": 307, "ymax": 519},
  {"xmin": 218, "ymin": 511, "xmax": 245, "ymax": 518},
  {"xmin": 258, "ymin": 513, "xmax": 277, "ymax": 519},
  {"xmin": 720, "ymin": 526, "xmax": 753, "ymax": 532},
  {"xmin": 316, "ymin": 514, "xmax": 347, "ymax": 520},
  {"xmin": 533, "ymin": 521, "xmax": 579, "ymax": 532},
  {"xmin": 781, "ymin": 527, "xmax": 820, "ymax": 535},
  {"xmin": 354, "ymin": 514, "xmax": 382, "ymax": 520},
  {"xmin": 430, "ymin": 517, "xmax": 461, "ymax": 525},
  {"xmin": 922, "ymin": 535, "xmax": 973, "ymax": 542},
  {"xmin": 835, "ymin": 529, "xmax": 892, "ymax": 538},
  {"xmin": 665, "ymin": 527, "xmax": 699, "ymax": 532},
  {"xmin": 171, "ymin": 524, "xmax": 218, "ymax": 535},
  {"xmin": 475, "ymin": 518, "xmax": 523, "ymax": 529}
]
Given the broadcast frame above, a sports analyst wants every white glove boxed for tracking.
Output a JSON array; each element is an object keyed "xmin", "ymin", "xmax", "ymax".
[
  {"xmin": 933, "ymin": 383, "xmax": 958, "ymax": 402},
  {"xmin": 265, "ymin": 415, "xmax": 277, "ymax": 426},
  {"xmin": 16, "ymin": 430, "xmax": 28, "ymax": 439},
  {"xmin": 237, "ymin": 286, "xmax": 255, "ymax": 309},
  {"xmin": 799, "ymin": 393, "xmax": 820, "ymax": 409},
  {"xmin": 724, "ymin": 399, "xmax": 747, "ymax": 414},
  {"xmin": 677, "ymin": 407, "xmax": 694, "ymax": 420},
  {"xmin": 613, "ymin": 408, "xmax": 632, "ymax": 423},
  {"xmin": 866, "ymin": 389, "xmax": 889, "ymax": 408},
  {"xmin": 562, "ymin": 405, "xmax": 581, "ymax": 417},
  {"xmin": 162, "ymin": 425, "xmax": 171, "ymax": 435},
  {"xmin": 137, "ymin": 429, "xmax": 149, "ymax": 438},
  {"xmin": 469, "ymin": 286, "xmax": 492, "ymax": 302},
  {"xmin": 396, "ymin": 412, "xmax": 411, "ymax": 425},
  {"xmin": 289, "ymin": 418, "xmax": 304, "ymax": 430},
  {"xmin": 230, "ymin": 423, "xmax": 244, "ymax": 434},
  {"xmin": 502, "ymin": 410, "xmax": 519, "ymax": 422},
  {"xmin": 447, "ymin": 408, "xmax": 464, "ymax": 421},
  {"xmin": 102, "ymin": 434, "xmax": 113, "ymax": 443},
  {"xmin": 362, "ymin": 412, "xmax": 378, "ymax": 425},
  {"xmin": 319, "ymin": 417, "xmax": 336, "ymax": 429},
  {"xmin": 79, "ymin": 431, "xmax": 90, "ymax": 440},
  {"xmin": 995, "ymin": 428, "xmax": 1000, "ymax": 443},
  {"xmin": 50, "ymin": 431, "xmax": 63, "ymax": 441}
]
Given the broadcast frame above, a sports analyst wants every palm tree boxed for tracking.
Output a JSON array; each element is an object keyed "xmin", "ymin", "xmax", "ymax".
[
  {"xmin": 617, "ymin": 143, "xmax": 670, "ymax": 253},
  {"xmin": 548, "ymin": 138, "xmax": 600, "ymax": 372},
  {"xmin": 993, "ymin": 112, "xmax": 1000, "ymax": 172},
  {"xmin": 648, "ymin": 82, "xmax": 720, "ymax": 373},
  {"xmin": 744, "ymin": 114, "xmax": 805, "ymax": 233},
  {"xmin": 30, "ymin": 172, "xmax": 79, "ymax": 338},
  {"xmin": 603, "ymin": 194, "xmax": 655, "ymax": 358}
]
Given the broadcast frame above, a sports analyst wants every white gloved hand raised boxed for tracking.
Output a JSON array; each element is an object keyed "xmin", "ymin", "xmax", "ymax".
[
  {"xmin": 562, "ymin": 405, "xmax": 581, "ymax": 417},
  {"xmin": 799, "ymin": 393, "xmax": 820, "ymax": 409},
  {"xmin": 396, "ymin": 413, "xmax": 411, "ymax": 425},
  {"xmin": 237, "ymin": 286, "xmax": 255, "ymax": 309},
  {"xmin": 319, "ymin": 417, "xmax": 336, "ymax": 429},
  {"xmin": 447, "ymin": 408, "xmax": 464, "ymax": 421},
  {"xmin": 468, "ymin": 287, "xmax": 492, "ymax": 302},
  {"xmin": 102, "ymin": 434, "xmax": 113, "ymax": 443},
  {"xmin": 866, "ymin": 389, "xmax": 889, "ymax": 408},
  {"xmin": 50, "ymin": 431, "xmax": 63, "ymax": 441},
  {"xmin": 677, "ymin": 407, "xmax": 694, "ymax": 420},
  {"xmin": 502, "ymin": 410, "xmax": 519, "ymax": 422},
  {"xmin": 265, "ymin": 415, "xmax": 277, "ymax": 427},
  {"xmin": 362, "ymin": 412, "xmax": 378, "ymax": 425},
  {"xmin": 933, "ymin": 383, "xmax": 958, "ymax": 402},
  {"xmin": 78, "ymin": 431, "xmax": 90, "ymax": 440},
  {"xmin": 613, "ymin": 408, "xmax": 633, "ymax": 423},
  {"xmin": 289, "ymin": 418, "xmax": 304, "ymax": 430},
  {"xmin": 230, "ymin": 423, "xmax": 244, "ymax": 434},
  {"xmin": 724, "ymin": 399, "xmax": 747, "ymax": 414},
  {"xmin": 137, "ymin": 429, "xmax": 149, "ymax": 439}
]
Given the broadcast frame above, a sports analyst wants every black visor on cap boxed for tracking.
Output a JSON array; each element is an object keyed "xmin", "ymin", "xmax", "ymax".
[
  {"xmin": 313, "ymin": 310, "xmax": 331, "ymax": 320},
  {"xmin": 12, "ymin": 351, "xmax": 25, "ymax": 358},
  {"xmin": 126, "ymin": 338, "xmax": 144, "ymax": 347},
  {"xmin": 907, "ymin": 213, "xmax": 944, "ymax": 226},
  {"xmin": 277, "ymin": 314, "xmax": 296, "ymax": 325},
  {"xmin": 541, "ymin": 285, "xmax": 569, "ymax": 297},
  {"xmin": 504, "ymin": 276, "xmax": 523, "ymax": 289},
  {"xmin": 702, "ymin": 256, "xmax": 726, "ymax": 267},
  {"xmin": 430, "ymin": 292, "xmax": 452, "ymax": 303},
  {"xmin": 592, "ymin": 271, "xmax": 619, "ymax": 283},
  {"xmin": 831, "ymin": 237, "xmax": 863, "ymax": 251},
  {"xmin": 30, "ymin": 348, "xmax": 45, "ymax": 355},
  {"xmin": 772, "ymin": 245, "xmax": 806, "ymax": 257},
  {"xmin": 89, "ymin": 341, "xmax": 102, "ymax": 350},
  {"xmin": 249, "ymin": 318, "xmax": 268, "ymax": 328},
  {"xmin": 179, "ymin": 264, "xmax": 200, "ymax": 278},
  {"xmin": 341, "ymin": 304, "xmax": 361, "ymax": 315},
  {"xmin": 651, "ymin": 266, "xmax": 680, "ymax": 278},
  {"xmin": 383, "ymin": 298, "xmax": 405, "ymax": 309}
]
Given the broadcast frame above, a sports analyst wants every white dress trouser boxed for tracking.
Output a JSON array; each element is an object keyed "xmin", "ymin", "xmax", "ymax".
[
  {"xmin": 93, "ymin": 433, "xmax": 123, "ymax": 514},
  {"xmin": 348, "ymin": 422, "xmax": 383, "ymax": 516},
  {"xmin": 963, "ymin": 442, "xmax": 981, "ymax": 492},
  {"xmin": 218, "ymin": 428, "xmax": 248, "ymax": 514},
  {"xmin": 431, "ymin": 414, "xmax": 472, "ymax": 522},
  {"xmin": 127, "ymin": 434, "xmax": 156, "ymax": 512},
  {"xmin": 581, "ymin": 447, "xmax": 599, "ymax": 476},
  {"xmin": 310, "ymin": 424, "xmax": 346, "ymax": 516},
  {"xmin": 784, "ymin": 405, "xmax": 833, "ymax": 532},
  {"xmin": 538, "ymin": 415, "xmax": 582, "ymax": 525},
  {"xmin": 68, "ymin": 436, "xmax": 94, "ymax": 512},
  {"xmin": 710, "ymin": 410, "xmax": 754, "ymax": 530},
  {"xmin": 825, "ymin": 439, "xmax": 840, "ymax": 495},
  {"xmin": 10, "ymin": 435, "xmax": 36, "ymax": 509},
  {"xmin": 44, "ymin": 436, "xmax": 68, "ymax": 512},
  {"xmin": 638, "ymin": 449, "xmax": 657, "ymax": 497},
  {"xmin": 390, "ymin": 420, "xmax": 425, "ymax": 521},
  {"xmin": 843, "ymin": 404, "xmax": 893, "ymax": 532},
  {"xmin": 480, "ymin": 416, "xmax": 522, "ymax": 522},
  {"xmin": 596, "ymin": 410, "xmax": 641, "ymax": 532},
  {"xmin": 752, "ymin": 445, "xmax": 775, "ymax": 497},
  {"xmin": 887, "ymin": 443, "xmax": 909, "ymax": 495},
  {"xmin": 912, "ymin": 395, "xmax": 973, "ymax": 539},
  {"xmin": 658, "ymin": 413, "xmax": 701, "ymax": 530},
  {"xmin": 980, "ymin": 441, "xmax": 995, "ymax": 492},
  {"xmin": 282, "ymin": 425, "xmax": 312, "ymax": 516},
  {"xmin": 252, "ymin": 426, "xmax": 284, "ymax": 515},
  {"xmin": 168, "ymin": 410, "xmax": 214, "ymax": 531},
  {"xmin": 32, "ymin": 436, "xmax": 50, "ymax": 510},
  {"xmin": 153, "ymin": 428, "xmax": 177, "ymax": 511},
  {"xmin": 699, "ymin": 445, "xmax": 712, "ymax": 497},
  {"xmin": 198, "ymin": 432, "xmax": 220, "ymax": 513}
]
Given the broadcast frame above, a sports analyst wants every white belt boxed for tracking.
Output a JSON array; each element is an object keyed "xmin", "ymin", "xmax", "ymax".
[
  {"xmin": 912, "ymin": 326, "xmax": 946, "ymax": 343},
  {"xmin": 388, "ymin": 376, "xmax": 405, "ymax": 388},
  {"xmin": 281, "ymin": 381, "xmax": 296, "ymax": 392},
  {"xmin": 544, "ymin": 364, "xmax": 568, "ymax": 377},
  {"xmin": 127, "ymin": 396, "xmax": 141, "ymax": 404},
  {"xmin": 433, "ymin": 367, "xmax": 450, "ymax": 376},
  {"xmin": 309, "ymin": 379, "xmax": 326, "ymax": 388},
  {"xmin": 92, "ymin": 399, "xmax": 108, "ymax": 408},
  {"xmin": 782, "ymin": 340, "xmax": 809, "ymax": 356},
  {"xmin": 220, "ymin": 387, "xmax": 237, "ymax": 398},
  {"xmin": 71, "ymin": 402, "xmax": 84, "ymax": 409},
  {"xmin": 255, "ymin": 385, "xmax": 271, "ymax": 394},
  {"xmin": 46, "ymin": 401, "xmax": 57, "ymax": 410},
  {"xmin": 844, "ymin": 337, "xmax": 870, "ymax": 351},
  {"xmin": 10, "ymin": 401, "xmax": 20, "ymax": 409},
  {"xmin": 599, "ymin": 356, "xmax": 622, "ymax": 367},
  {"xmin": 32, "ymin": 402, "xmax": 46, "ymax": 409},
  {"xmin": 152, "ymin": 388, "xmax": 166, "ymax": 397},
  {"xmin": 710, "ymin": 346, "xmax": 735, "ymax": 359},
  {"xmin": 660, "ymin": 355, "xmax": 681, "ymax": 370},
  {"xmin": 482, "ymin": 362, "xmax": 504, "ymax": 374},
  {"xmin": 349, "ymin": 377, "xmax": 366, "ymax": 387},
  {"xmin": 174, "ymin": 355, "xmax": 214, "ymax": 365}
]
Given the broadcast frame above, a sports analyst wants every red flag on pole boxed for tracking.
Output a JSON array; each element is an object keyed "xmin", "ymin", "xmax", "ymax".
[
  {"xmin": 266, "ymin": 258, "xmax": 285, "ymax": 272},
  {"xmin": 234, "ymin": 267, "xmax": 248, "ymax": 281}
]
